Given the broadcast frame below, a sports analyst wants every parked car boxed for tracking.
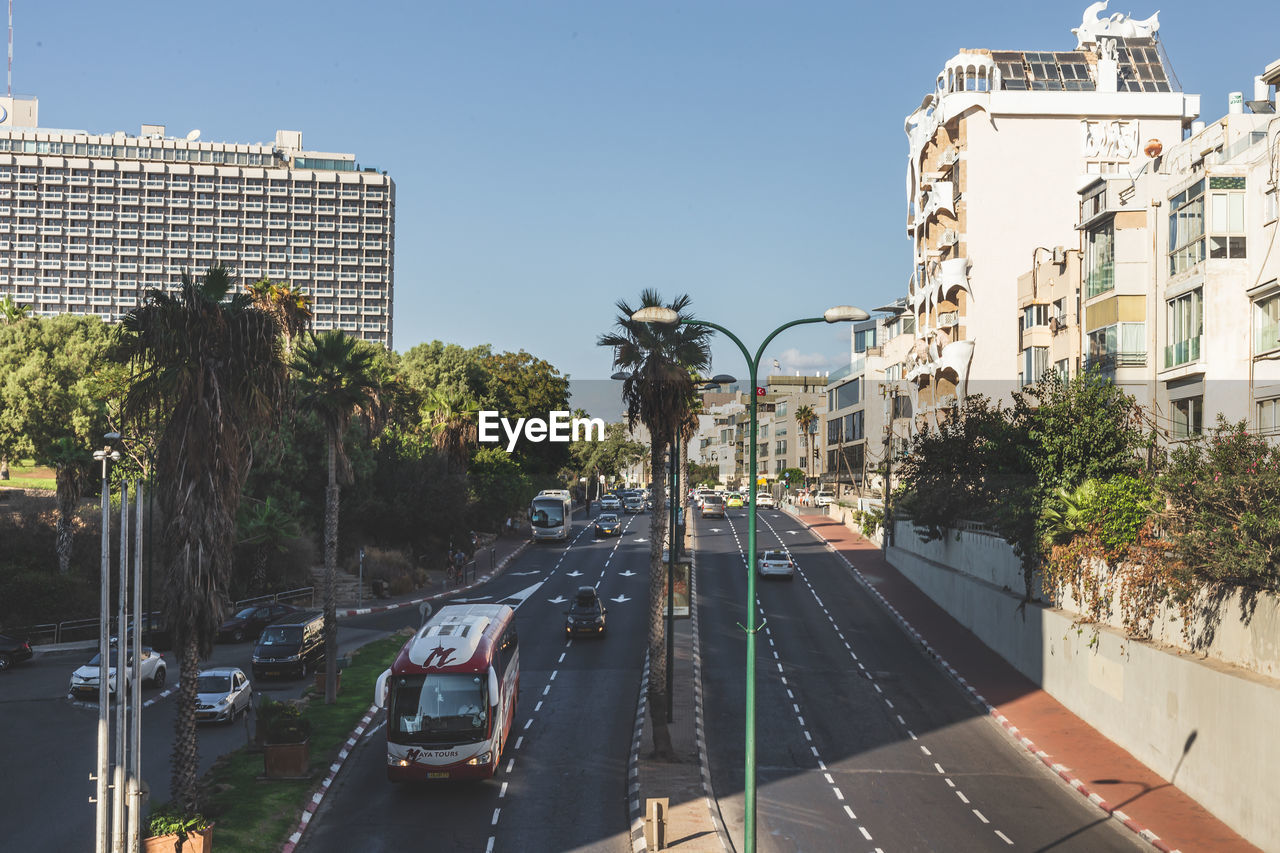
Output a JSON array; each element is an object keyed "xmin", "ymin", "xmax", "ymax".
[
  {"xmin": 701, "ymin": 497, "xmax": 726, "ymax": 519},
  {"xmin": 251, "ymin": 610, "xmax": 325, "ymax": 680},
  {"xmin": 726, "ymin": 493, "xmax": 744, "ymax": 508},
  {"xmin": 815, "ymin": 489, "xmax": 835, "ymax": 507},
  {"xmin": 69, "ymin": 640, "xmax": 167, "ymax": 699},
  {"xmin": 564, "ymin": 587, "xmax": 607, "ymax": 637},
  {"xmin": 594, "ymin": 513, "xmax": 622, "ymax": 538},
  {"xmin": 0, "ymin": 633, "xmax": 33, "ymax": 672},
  {"xmin": 218, "ymin": 602, "xmax": 300, "ymax": 643},
  {"xmin": 755, "ymin": 492, "xmax": 776, "ymax": 508},
  {"xmin": 599, "ymin": 495, "xmax": 623, "ymax": 512},
  {"xmin": 758, "ymin": 550, "xmax": 796, "ymax": 580},
  {"xmin": 194, "ymin": 666, "xmax": 253, "ymax": 724}
]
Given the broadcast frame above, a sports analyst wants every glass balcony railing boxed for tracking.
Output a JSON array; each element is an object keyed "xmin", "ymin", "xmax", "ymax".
[{"xmin": 1164, "ymin": 335, "xmax": 1202, "ymax": 369}]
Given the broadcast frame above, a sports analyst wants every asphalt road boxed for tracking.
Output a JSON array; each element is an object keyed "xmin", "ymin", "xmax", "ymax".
[
  {"xmin": 299, "ymin": 510, "xmax": 652, "ymax": 853},
  {"xmin": 696, "ymin": 506, "xmax": 1147, "ymax": 853},
  {"xmin": 0, "ymin": 617, "xmax": 385, "ymax": 851}
]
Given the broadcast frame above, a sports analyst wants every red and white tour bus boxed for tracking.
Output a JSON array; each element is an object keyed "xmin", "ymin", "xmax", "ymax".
[{"xmin": 374, "ymin": 603, "xmax": 519, "ymax": 781}]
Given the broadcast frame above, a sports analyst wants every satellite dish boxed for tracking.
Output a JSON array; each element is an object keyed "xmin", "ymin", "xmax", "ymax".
[{"xmin": 185, "ymin": 129, "xmax": 201, "ymax": 141}]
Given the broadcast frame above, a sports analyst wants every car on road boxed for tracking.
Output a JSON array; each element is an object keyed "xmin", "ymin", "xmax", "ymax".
[
  {"xmin": 0, "ymin": 633, "xmax": 33, "ymax": 672},
  {"xmin": 217, "ymin": 602, "xmax": 300, "ymax": 643},
  {"xmin": 252, "ymin": 610, "xmax": 326, "ymax": 680},
  {"xmin": 599, "ymin": 494, "xmax": 622, "ymax": 512},
  {"xmin": 701, "ymin": 496, "xmax": 726, "ymax": 518},
  {"xmin": 69, "ymin": 641, "xmax": 167, "ymax": 699},
  {"xmin": 194, "ymin": 666, "xmax": 253, "ymax": 724},
  {"xmin": 815, "ymin": 489, "xmax": 835, "ymax": 507},
  {"xmin": 755, "ymin": 492, "xmax": 776, "ymax": 508},
  {"xmin": 758, "ymin": 550, "xmax": 795, "ymax": 580},
  {"xmin": 726, "ymin": 493, "xmax": 744, "ymax": 508},
  {"xmin": 623, "ymin": 493, "xmax": 645, "ymax": 514},
  {"xmin": 594, "ymin": 513, "xmax": 622, "ymax": 538},
  {"xmin": 564, "ymin": 586, "xmax": 607, "ymax": 637}
]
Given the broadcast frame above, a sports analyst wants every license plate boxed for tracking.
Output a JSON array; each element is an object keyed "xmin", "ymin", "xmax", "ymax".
[
  {"xmin": 427, "ymin": 772, "xmax": 449, "ymax": 780},
  {"xmin": 264, "ymin": 670, "xmax": 280, "ymax": 677}
]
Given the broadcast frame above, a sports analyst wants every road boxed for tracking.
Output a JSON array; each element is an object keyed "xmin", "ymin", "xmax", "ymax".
[
  {"xmin": 695, "ymin": 505, "xmax": 1146, "ymax": 852},
  {"xmin": 299, "ymin": 511, "xmax": 651, "ymax": 853}
]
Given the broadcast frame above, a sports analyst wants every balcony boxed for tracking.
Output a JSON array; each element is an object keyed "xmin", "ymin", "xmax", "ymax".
[
  {"xmin": 1084, "ymin": 351, "xmax": 1148, "ymax": 371},
  {"xmin": 1164, "ymin": 336, "xmax": 1202, "ymax": 369}
]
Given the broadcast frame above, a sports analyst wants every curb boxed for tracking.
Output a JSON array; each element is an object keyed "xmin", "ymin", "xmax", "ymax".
[
  {"xmin": 689, "ymin": 547, "xmax": 733, "ymax": 852},
  {"xmin": 628, "ymin": 651, "xmax": 651, "ymax": 853},
  {"xmin": 280, "ymin": 704, "xmax": 379, "ymax": 853},
  {"xmin": 793, "ymin": 512, "xmax": 1182, "ymax": 853}
]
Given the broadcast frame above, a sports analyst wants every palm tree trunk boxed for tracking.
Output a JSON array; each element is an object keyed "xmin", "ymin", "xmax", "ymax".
[
  {"xmin": 678, "ymin": 441, "xmax": 690, "ymax": 556},
  {"xmin": 171, "ymin": 602, "xmax": 202, "ymax": 811},
  {"xmin": 324, "ymin": 434, "xmax": 340, "ymax": 704},
  {"xmin": 55, "ymin": 465, "xmax": 78, "ymax": 575},
  {"xmin": 647, "ymin": 439, "xmax": 674, "ymax": 759}
]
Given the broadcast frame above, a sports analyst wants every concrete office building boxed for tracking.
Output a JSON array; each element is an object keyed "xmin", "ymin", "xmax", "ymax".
[{"xmin": 0, "ymin": 96, "xmax": 395, "ymax": 347}]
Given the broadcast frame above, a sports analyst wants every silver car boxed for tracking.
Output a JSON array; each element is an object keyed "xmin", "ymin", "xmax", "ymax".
[
  {"xmin": 758, "ymin": 550, "xmax": 795, "ymax": 580},
  {"xmin": 194, "ymin": 667, "xmax": 253, "ymax": 724}
]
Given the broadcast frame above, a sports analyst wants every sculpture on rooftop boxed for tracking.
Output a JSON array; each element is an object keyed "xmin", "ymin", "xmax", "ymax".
[{"xmin": 1072, "ymin": 2, "xmax": 1160, "ymax": 49}]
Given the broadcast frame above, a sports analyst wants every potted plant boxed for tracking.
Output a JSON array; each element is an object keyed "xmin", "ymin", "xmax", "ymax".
[
  {"xmin": 143, "ymin": 807, "xmax": 212, "ymax": 852},
  {"xmin": 261, "ymin": 697, "xmax": 311, "ymax": 779}
]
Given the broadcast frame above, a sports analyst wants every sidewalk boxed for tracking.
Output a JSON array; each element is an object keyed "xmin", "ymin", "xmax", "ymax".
[
  {"xmin": 794, "ymin": 508, "xmax": 1258, "ymax": 853},
  {"xmin": 629, "ymin": 526, "xmax": 728, "ymax": 853}
]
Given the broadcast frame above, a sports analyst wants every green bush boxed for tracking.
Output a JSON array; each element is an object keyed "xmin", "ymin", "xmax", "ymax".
[
  {"xmin": 145, "ymin": 806, "xmax": 209, "ymax": 839},
  {"xmin": 1076, "ymin": 474, "xmax": 1154, "ymax": 555}
]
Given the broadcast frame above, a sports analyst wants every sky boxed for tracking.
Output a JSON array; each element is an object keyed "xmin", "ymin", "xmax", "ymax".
[{"xmin": 14, "ymin": 1, "xmax": 1279, "ymax": 417}]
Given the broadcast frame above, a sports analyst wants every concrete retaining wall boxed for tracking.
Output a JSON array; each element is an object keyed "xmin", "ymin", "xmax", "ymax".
[{"xmin": 889, "ymin": 521, "xmax": 1280, "ymax": 852}]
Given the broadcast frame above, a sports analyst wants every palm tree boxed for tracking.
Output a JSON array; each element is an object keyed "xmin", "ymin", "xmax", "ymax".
[
  {"xmin": 245, "ymin": 278, "xmax": 313, "ymax": 355},
  {"xmin": 423, "ymin": 386, "xmax": 480, "ymax": 475},
  {"xmin": 292, "ymin": 330, "xmax": 383, "ymax": 705},
  {"xmin": 115, "ymin": 265, "xmax": 288, "ymax": 814},
  {"xmin": 598, "ymin": 290, "xmax": 710, "ymax": 758},
  {"xmin": 238, "ymin": 496, "xmax": 302, "ymax": 595},
  {"xmin": 795, "ymin": 404, "xmax": 818, "ymax": 486},
  {"xmin": 0, "ymin": 293, "xmax": 31, "ymax": 324},
  {"xmin": 39, "ymin": 437, "xmax": 93, "ymax": 575}
]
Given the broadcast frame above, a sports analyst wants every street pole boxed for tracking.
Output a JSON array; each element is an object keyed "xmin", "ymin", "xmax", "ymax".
[
  {"xmin": 128, "ymin": 483, "xmax": 143, "ymax": 853},
  {"xmin": 92, "ymin": 438, "xmax": 119, "ymax": 853},
  {"xmin": 113, "ymin": 482, "xmax": 129, "ymax": 851},
  {"xmin": 667, "ymin": 431, "xmax": 678, "ymax": 723}
]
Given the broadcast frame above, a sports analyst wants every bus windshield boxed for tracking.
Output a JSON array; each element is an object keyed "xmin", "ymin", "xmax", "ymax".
[
  {"xmin": 259, "ymin": 626, "xmax": 301, "ymax": 646},
  {"xmin": 530, "ymin": 499, "xmax": 565, "ymax": 529},
  {"xmin": 390, "ymin": 673, "xmax": 489, "ymax": 744}
]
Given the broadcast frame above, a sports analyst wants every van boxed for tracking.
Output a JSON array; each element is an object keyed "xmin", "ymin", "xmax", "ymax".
[
  {"xmin": 252, "ymin": 610, "xmax": 325, "ymax": 680},
  {"xmin": 815, "ymin": 489, "xmax": 835, "ymax": 507}
]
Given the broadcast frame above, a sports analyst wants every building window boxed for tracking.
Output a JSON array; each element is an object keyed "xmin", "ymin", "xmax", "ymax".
[
  {"xmin": 1254, "ymin": 291, "xmax": 1280, "ymax": 356},
  {"xmin": 1084, "ymin": 221, "xmax": 1114, "ymax": 298},
  {"xmin": 1054, "ymin": 358, "xmax": 1071, "ymax": 381},
  {"xmin": 1168, "ymin": 179, "xmax": 1205, "ymax": 276},
  {"xmin": 1165, "ymin": 289, "xmax": 1203, "ymax": 368},
  {"xmin": 841, "ymin": 412, "xmax": 864, "ymax": 442},
  {"xmin": 1022, "ymin": 304, "xmax": 1049, "ymax": 329},
  {"xmin": 1208, "ymin": 178, "xmax": 1246, "ymax": 259},
  {"xmin": 833, "ymin": 379, "xmax": 860, "ymax": 410},
  {"xmin": 775, "ymin": 401, "xmax": 787, "ymax": 417},
  {"xmin": 891, "ymin": 394, "xmax": 912, "ymax": 419},
  {"xmin": 1171, "ymin": 396, "xmax": 1202, "ymax": 439},
  {"xmin": 1087, "ymin": 322, "xmax": 1145, "ymax": 368},
  {"xmin": 1021, "ymin": 346, "xmax": 1049, "ymax": 385},
  {"xmin": 1259, "ymin": 398, "xmax": 1280, "ymax": 434},
  {"xmin": 1052, "ymin": 298, "xmax": 1067, "ymax": 325},
  {"xmin": 854, "ymin": 328, "xmax": 877, "ymax": 353},
  {"xmin": 1266, "ymin": 188, "xmax": 1278, "ymax": 224},
  {"xmin": 775, "ymin": 439, "xmax": 787, "ymax": 455}
]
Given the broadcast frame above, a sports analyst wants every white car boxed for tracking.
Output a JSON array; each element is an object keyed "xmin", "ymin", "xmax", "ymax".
[
  {"xmin": 194, "ymin": 666, "xmax": 253, "ymax": 724},
  {"xmin": 599, "ymin": 495, "xmax": 623, "ymax": 512},
  {"xmin": 69, "ymin": 641, "xmax": 167, "ymax": 699},
  {"xmin": 755, "ymin": 492, "xmax": 775, "ymax": 508},
  {"xmin": 815, "ymin": 490, "xmax": 835, "ymax": 507},
  {"xmin": 758, "ymin": 550, "xmax": 795, "ymax": 580}
]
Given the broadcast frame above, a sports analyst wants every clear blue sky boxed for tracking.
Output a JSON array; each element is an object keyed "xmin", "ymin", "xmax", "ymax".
[{"xmin": 17, "ymin": 1, "xmax": 1277, "ymax": 397}]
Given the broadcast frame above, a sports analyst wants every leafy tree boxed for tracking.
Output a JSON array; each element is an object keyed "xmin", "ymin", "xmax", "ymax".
[
  {"xmin": 479, "ymin": 349, "xmax": 572, "ymax": 475},
  {"xmin": 598, "ymin": 290, "xmax": 711, "ymax": 758},
  {"xmin": 568, "ymin": 420, "xmax": 646, "ymax": 493},
  {"xmin": 423, "ymin": 386, "xmax": 480, "ymax": 476},
  {"xmin": 469, "ymin": 446, "xmax": 535, "ymax": 530},
  {"xmin": 778, "ymin": 467, "xmax": 806, "ymax": 490},
  {"xmin": 399, "ymin": 340, "xmax": 491, "ymax": 400},
  {"xmin": 687, "ymin": 461, "xmax": 720, "ymax": 487},
  {"xmin": 236, "ymin": 496, "xmax": 303, "ymax": 597},
  {"xmin": 115, "ymin": 265, "xmax": 289, "ymax": 814},
  {"xmin": 0, "ymin": 314, "xmax": 118, "ymax": 572},
  {"xmin": 292, "ymin": 331, "xmax": 383, "ymax": 705}
]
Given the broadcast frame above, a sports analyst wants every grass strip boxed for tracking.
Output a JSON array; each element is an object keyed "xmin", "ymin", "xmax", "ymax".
[{"xmin": 188, "ymin": 632, "xmax": 408, "ymax": 853}]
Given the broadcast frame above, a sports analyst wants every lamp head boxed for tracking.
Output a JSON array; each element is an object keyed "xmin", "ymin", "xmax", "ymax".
[
  {"xmin": 610, "ymin": 371, "xmax": 632, "ymax": 381},
  {"xmin": 631, "ymin": 306, "xmax": 679, "ymax": 325},
  {"xmin": 823, "ymin": 306, "xmax": 870, "ymax": 323}
]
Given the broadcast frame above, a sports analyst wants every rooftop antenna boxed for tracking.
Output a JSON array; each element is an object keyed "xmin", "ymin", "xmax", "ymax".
[{"xmin": 8, "ymin": 0, "xmax": 13, "ymax": 97}]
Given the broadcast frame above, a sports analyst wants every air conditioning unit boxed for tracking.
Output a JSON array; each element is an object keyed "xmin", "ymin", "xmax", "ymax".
[
  {"xmin": 939, "ymin": 146, "xmax": 959, "ymax": 167},
  {"xmin": 938, "ymin": 228, "xmax": 959, "ymax": 247},
  {"xmin": 938, "ymin": 311, "xmax": 959, "ymax": 327},
  {"xmin": 1052, "ymin": 246, "xmax": 1067, "ymax": 264}
]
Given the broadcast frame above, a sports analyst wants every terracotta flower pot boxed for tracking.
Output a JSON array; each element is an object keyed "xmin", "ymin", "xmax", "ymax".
[{"xmin": 143, "ymin": 825, "xmax": 212, "ymax": 852}]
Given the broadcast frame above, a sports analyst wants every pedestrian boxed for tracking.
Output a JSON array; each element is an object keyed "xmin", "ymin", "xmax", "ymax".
[{"xmin": 505, "ymin": 516, "xmax": 515, "ymax": 537}]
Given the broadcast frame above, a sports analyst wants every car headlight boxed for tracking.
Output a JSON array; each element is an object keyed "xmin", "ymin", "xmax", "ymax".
[{"xmin": 466, "ymin": 751, "xmax": 492, "ymax": 766}]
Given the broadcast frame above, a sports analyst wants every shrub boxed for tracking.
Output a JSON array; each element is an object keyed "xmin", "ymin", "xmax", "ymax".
[
  {"xmin": 145, "ymin": 806, "xmax": 209, "ymax": 839},
  {"xmin": 1076, "ymin": 474, "xmax": 1154, "ymax": 557},
  {"xmin": 259, "ymin": 697, "xmax": 311, "ymax": 744}
]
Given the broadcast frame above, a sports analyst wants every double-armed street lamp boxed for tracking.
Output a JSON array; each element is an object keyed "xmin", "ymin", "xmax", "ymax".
[{"xmin": 632, "ymin": 304, "xmax": 868, "ymax": 853}]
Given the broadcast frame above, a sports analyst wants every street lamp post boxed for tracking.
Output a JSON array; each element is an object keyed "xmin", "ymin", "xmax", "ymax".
[
  {"xmin": 634, "ymin": 305, "xmax": 868, "ymax": 853},
  {"xmin": 92, "ymin": 435, "xmax": 120, "ymax": 853}
]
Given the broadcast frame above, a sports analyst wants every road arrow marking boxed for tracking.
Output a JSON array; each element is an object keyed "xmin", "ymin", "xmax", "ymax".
[
  {"xmin": 619, "ymin": 570, "xmax": 637, "ymax": 577},
  {"xmin": 548, "ymin": 595, "xmax": 567, "ymax": 604},
  {"xmin": 632, "ymin": 537, "xmax": 648, "ymax": 542},
  {"xmin": 610, "ymin": 595, "xmax": 631, "ymax": 603},
  {"xmin": 451, "ymin": 596, "xmax": 492, "ymax": 603},
  {"xmin": 497, "ymin": 581, "xmax": 546, "ymax": 610},
  {"xmin": 566, "ymin": 570, "xmax": 583, "ymax": 577},
  {"xmin": 709, "ymin": 528, "xmax": 723, "ymax": 533},
  {"xmin": 786, "ymin": 530, "xmax": 798, "ymax": 535},
  {"xmin": 509, "ymin": 570, "xmax": 541, "ymax": 576}
]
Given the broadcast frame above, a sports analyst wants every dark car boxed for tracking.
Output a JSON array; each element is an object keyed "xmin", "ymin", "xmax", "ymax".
[
  {"xmin": 218, "ymin": 602, "xmax": 299, "ymax": 643},
  {"xmin": 252, "ymin": 610, "xmax": 325, "ymax": 680},
  {"xmin": 594, "ymin": 513, "xmax": 622, "ymax": 538},
  {"xmin": 0, "ymin": 633, "xmax": 33, "ymax": 672},
  {"xmin": 564, "ymin": 587, "xmax": 607, "ymax": 637}
]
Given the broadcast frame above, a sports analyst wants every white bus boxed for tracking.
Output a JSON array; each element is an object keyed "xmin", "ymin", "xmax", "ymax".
[
  {"xmin": 530, "ymin": 489, "xmax": 574, "ymax": 542},
  {"xmin": 375, "ymin": 604, "xmax": 519, "ymax": 781}
]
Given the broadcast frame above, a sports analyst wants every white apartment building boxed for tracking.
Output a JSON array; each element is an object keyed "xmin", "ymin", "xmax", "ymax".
[
  {"xmin": 903, "ymin": 6, "xmax": 1198, "ymax": 429},
  {"xmin": 0, "ymin": 96, "xmax": 396, "ymax": 346}
]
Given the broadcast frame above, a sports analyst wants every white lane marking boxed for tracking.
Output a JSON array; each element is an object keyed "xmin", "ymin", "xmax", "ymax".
[
  {"xmin": 956, "ymin": 791, "xmax": 970, "ymax": 804},
  {"xmin": 515, "ymin": 736, "xmax": 524, "ymax": 749},
  {"xmin": 833, "ymin": 788, "xmax": 845, "ymax": 801},
  {"xmin": 550, "ymin": 670, "xmax": 558, "ymax": 680},
  {"xmin": 934, "ymin": 762, "xmax": 944, "ymax": 774},
  {"xmin": 499, "ymin": 782, "xmax": 508, "ymax": 798},
  {"xmin": 486, "ymin": 837, "xmax": 495, "ymax": 853},
  {"xmin": 542, "ymin": 685, "xmax": 550, "ymax": 696},
  {"xmin": 973, "ymin": 809, "xmax": 989, "ymax": 824},
  {"xmin": 844, "ymin": 805, "xmax": 857, "ymax": 821},
  {"xmin": 365, "ymin": 720, "xmax": 386, "ymax": 736},
  {"xmin": 535, "ymin": 701, "xmax": 542, "ymax": 712},
  {"xmin": 823, "ymin": 773, "xmax": 834, "ymax": 784},
  {"xmin": 995, "ymin": 830, "xmax": 1014, "ymax": 845},
  {"xmin": 945, "ymin": 778, "xmax": 956, "ymax": 788},
  {"xmin": 523, "ymin": 719, "xmax": 533, "ymax": 730},
  {"xmin": 558, "ymin": 652, "xmax": 566, "ymax": 663},
  {"xmin": 491, "ymin": 808, "xmax": 500, "ymax": 825},
  {"xmin": 505, "ymin": 759, "xmax": 514, "ymax": 773},
  {"xmin": 859, "ymin": 827, "xmax": 873, "ymax": 841},
  {"xmin": 920, "ymin": 745, "xmax": 932, "ymax": 756}
]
